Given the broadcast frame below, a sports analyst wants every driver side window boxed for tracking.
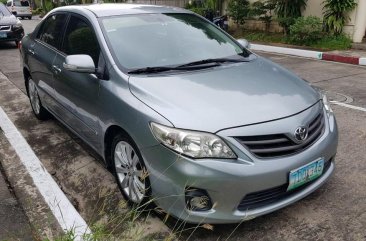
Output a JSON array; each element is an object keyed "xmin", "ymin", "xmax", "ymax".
[{"xmin": 62, "ymin": 15, "xmax": 100, "ymax": 66}]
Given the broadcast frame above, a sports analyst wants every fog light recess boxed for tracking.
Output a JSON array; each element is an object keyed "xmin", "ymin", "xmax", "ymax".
[{"xmin": 185, "ymin": 188, "xmax": 213, "ymax": 211}]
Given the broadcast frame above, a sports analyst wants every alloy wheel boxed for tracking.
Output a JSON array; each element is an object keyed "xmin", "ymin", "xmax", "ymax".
[
  {"xmin": 28, "ymin": 78, "xmax": 41, "ymax": 115},
  {"xmin": 114, "ymin": 141, "xmax": 146, "ymax": 203}
]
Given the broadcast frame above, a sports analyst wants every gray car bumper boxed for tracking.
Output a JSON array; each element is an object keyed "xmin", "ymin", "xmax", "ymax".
[{"xmin": 141, "ymin": 106, "xmax": 338, "ymax": 224}]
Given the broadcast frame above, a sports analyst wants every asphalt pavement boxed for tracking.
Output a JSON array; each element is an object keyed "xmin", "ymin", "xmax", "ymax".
[{"xmin": 0, "ymin": 18, "xmax": 365, "ymax": 240}]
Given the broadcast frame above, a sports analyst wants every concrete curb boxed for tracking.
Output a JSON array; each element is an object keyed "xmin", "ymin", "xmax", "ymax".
[
  {"xmin": 250, "ymin": 44, "xmax": 366, "ymax": 66},
  {"xmin": 0, "ymin": 72, "xmax": 91, "ymax": 240}
]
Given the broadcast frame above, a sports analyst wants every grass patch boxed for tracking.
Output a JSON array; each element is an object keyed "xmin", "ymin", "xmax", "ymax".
[
  {"xmin": 232, "ymin": 29, "xmax": 352, "ymax": 51},
  {"xmin": 311, "ymin": 34, "xmax": 352, "ymax": 50},
  {"xmin": 236, "ymin": 31, "xmax": 286, "ymax": 44}
]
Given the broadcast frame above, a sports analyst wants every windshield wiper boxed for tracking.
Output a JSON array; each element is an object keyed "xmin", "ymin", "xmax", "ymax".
[
  {"xmin": 128, "ymin": 66, "xmax": 181, "ymax": 74},
  {"xmin": 127, "ymin": 64, "xmax": 220, "ymax": 74},
  {"xmin": 177, "ymin": 57, "xmax": 249, "ymax": 68},
  {"xmin": 127, "ymin": 57, "xmax": 250, "ymax": 74}
]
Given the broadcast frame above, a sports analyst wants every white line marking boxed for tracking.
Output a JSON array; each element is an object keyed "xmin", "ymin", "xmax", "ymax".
[
  {"xmin": 250, "ymin": 44, "xmax": 323, "ymax": 59},
  {"xmin": 0, "ymin": 107, "xmax": 91, "ymax": 240},
  {"xmin": 359, "ymin": 57, "xmax": 366, "ymax": 66},
  {"xmin": 330, "ymin": 101, "xmax": 366, "ymax": 112}
]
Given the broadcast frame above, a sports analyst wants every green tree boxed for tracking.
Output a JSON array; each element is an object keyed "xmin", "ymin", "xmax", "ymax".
[
  {"xmin": 227, "ymin": 0, "xmax": 250, "ymax": 27},
  {"xmin": 252, "ymin": 0, "xmax": 276, "ymax": 32},
  {"xmin": 323, "ymin": 0, "xmax": 357, "ymax": 35}
]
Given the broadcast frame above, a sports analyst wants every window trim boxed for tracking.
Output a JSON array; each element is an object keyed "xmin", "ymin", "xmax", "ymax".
[{"xmin": 35, "ymin": 12, "xmax": 70, "ymax": 53}]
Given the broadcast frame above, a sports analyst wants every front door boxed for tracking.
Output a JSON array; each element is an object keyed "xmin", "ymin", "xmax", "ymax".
[{"xmin": 52, "ymin": 14, "xmax": 102, "ymax": 149}]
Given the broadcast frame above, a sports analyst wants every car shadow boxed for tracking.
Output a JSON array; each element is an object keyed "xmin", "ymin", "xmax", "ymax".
[{"xmin": 0, "ymin": 42, "xmax": 18, "ymax": 49}]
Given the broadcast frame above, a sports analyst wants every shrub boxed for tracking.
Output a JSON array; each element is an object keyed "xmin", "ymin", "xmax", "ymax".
[
  {"xmin": 289, "ymin": 16, "xmax": 323, "ymax": 45},
  {"xmin": 323, "ymin": 0, "xmax": 357, "ymax": 35}
]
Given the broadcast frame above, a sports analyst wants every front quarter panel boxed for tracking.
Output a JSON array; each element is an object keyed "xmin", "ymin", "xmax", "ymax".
[{"xmin": 98, "ymin": 65, "xmax": 173, "ymax": 154}]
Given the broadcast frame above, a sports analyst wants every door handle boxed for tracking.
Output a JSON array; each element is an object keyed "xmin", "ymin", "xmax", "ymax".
[
  {"xmin": 28, "ymin": 49, "xmax": 35, "ymax": 55},
  {"xmin": 52, "ymin": 65, "xmax": 61, "ymax": 74}
]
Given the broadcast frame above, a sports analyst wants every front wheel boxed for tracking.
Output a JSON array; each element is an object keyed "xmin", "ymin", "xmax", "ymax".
[
  {"xmin": 111, "ymin": 134, "xmax": 151, "ymax": 207},
  {"xmin": 27, "ymin": 77, "xmax": 49, "ymax": 120}
]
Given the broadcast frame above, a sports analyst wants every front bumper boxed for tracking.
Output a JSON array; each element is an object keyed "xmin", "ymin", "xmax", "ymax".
[
  {"xmin": 141, "ymin": 103, "xmax": 338, "ymax": 224},
  {"xmin": 0, "ymin": 28, "xmax": 24, "ymax": 43}
]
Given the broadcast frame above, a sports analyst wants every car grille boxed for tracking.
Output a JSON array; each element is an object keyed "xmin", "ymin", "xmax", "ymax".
[
  {"xmin": 0, "ymin": 25, "xmax": 11, "ymax": 31},
  {"xmin": 235, "ymin": 112, "xmax": 325, "ymax": 158},
  {"xmin": 237, "ymin": 159, "xmax": 332, "ymax": 211}
]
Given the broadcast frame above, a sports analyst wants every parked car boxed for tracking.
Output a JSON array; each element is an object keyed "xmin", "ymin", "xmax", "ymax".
[
  {"xmin": 20, "ymin": 4, "xmax": 338, "ymax": 224},
  {"xmin": 0, "ymin": 3, "xmax": 24, "ymax": 46},
  {"xmin": 6, "ymin": 0, "xmax": 32, "ymax": 19}
]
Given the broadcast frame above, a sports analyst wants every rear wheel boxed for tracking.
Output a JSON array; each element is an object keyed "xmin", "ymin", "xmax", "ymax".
[
  {"xmin": 27, "ymin": 77, "xmax": 49, "ymax": 120},
  {"xmin": 111, "ymin": 133, "xmax": 151, "ymax": 207}
]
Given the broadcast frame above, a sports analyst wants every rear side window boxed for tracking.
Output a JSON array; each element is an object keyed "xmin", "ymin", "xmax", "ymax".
[
  {"xmin": 37, "ymin": 14, "xmax": 67, "ymax": 49},
  {"xmin": 14, "ymin": 0, "xmax": 29, "ymax": 6},
  {"xmin": 62, "ymin": 15, "xmax": 100, "ymax": 65}
]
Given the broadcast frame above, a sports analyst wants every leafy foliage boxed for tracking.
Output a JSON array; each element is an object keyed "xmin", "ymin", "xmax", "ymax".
[
  {"xmin": 274, "ymin": 0, "xmax": 307, "ymax": 18},
  {"xmin": 289, "ymin": 16, "xmax": 323, "ymax": 45},
  {"xmin": 273, "ymin": 0, "xmax": 308, "ymax": 34},
  {"xmin": 227, "ymin": 0, "xmax": 250, "ymax": 26},
  {"xmin": 323, "ymin": 0, "xmax": 357, "ymax": 35},
  {"xmin": 251, "ymin": 0, "xmax": 276, "ymax": 32}
]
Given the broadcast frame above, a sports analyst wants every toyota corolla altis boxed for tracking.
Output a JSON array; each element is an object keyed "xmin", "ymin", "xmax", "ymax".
[{"xmin": 20, "ymin": 4, "xmax": 338, "ymax": 223}]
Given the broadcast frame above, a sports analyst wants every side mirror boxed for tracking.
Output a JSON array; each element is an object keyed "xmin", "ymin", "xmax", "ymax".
[
  {"xmin": 63, "ymin": 55, "xmax": 95, "ymax": 73},
  {"xmin": 237, "ymin": 39, "xmax": 250, "ymax": 49}
]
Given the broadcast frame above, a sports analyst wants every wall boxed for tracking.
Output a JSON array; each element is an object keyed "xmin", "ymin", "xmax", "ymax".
[
  {"xmin": 130, "ymin": 0, "xmax": 189, "ymax": 8},
  {"xmin": 222, "ymin": 0, "xmax": 361, "ymax": 41}
]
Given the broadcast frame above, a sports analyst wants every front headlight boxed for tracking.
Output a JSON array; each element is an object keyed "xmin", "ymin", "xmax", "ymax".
[
  {"xmin": 322, "ymin": 94, "xmax": 333, "ymax": 115},
  {"xmin": 150, "ymin": 122, "xmax": 237, "ymax": 159},
  {"xmin": 12, "ymin": 19, "xmax": 22, "ymax": 30}
]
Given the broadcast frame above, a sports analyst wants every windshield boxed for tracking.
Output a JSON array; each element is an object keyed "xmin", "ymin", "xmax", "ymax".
[
  {"xmin": 0, "ymin": 3, "xmax": 11, "ymax": 16},
  {"xmin": 14, "ymin": 0, "xmax": 30, "ymax": 7},
  {"xmin": 101, "ymin": 13, "xmax": 248, "ymax": 70}
]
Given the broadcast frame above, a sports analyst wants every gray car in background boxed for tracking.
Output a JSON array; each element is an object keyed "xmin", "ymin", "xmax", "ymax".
[{"xmin": 20, "ymin": 4, "xmax": 338, "ymax": 224}]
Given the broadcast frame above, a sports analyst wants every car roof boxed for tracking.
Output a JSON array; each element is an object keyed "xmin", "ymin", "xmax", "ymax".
[{"xmin": 56, "ymin": 4, "xmax": 191, "ymax": 18}]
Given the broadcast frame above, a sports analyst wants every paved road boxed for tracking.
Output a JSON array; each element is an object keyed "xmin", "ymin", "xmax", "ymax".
[{"xmin": 0, "ymin": 18, "xmax": 365, "ymax": 240}]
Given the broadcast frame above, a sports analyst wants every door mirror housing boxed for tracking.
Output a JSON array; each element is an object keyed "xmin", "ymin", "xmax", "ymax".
[
  {"xmin": 237, "ymin": 39, "xmax": 250, "ymax": 49},
  {"xmin": 63, "ymin": 55, "xmax": 96, "ymax": 73}
]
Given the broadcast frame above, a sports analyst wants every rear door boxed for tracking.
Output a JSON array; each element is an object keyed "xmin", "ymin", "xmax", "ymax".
[
  {"xmin": 52, "ymin": 14, "xmax": 102, "ymax": 148},
  {"xmin": 29, "ymin": 13, "xmax": 67, "ymax": 111}
]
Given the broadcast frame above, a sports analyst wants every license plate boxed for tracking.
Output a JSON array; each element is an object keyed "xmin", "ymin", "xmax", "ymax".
[
  {"xmin": 0, "ymin": 32, "xmax": 7, "ymax": 39},
  {"xmin": 288, "ymin": 158, "xmax": 324, "ymax": 191}
]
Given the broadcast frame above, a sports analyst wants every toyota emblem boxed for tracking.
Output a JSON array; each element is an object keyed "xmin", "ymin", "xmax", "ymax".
[{"xmin": 294, "ymin": 126, "xmax": 308, "ymax": 142}]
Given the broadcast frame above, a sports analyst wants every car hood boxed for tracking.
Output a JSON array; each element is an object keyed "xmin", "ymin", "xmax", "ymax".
[
  {"xmin": 0, "ymin": 15, "xmax": 17, "ymax": 25},
  {"xmin": 129, "ymin": 56, "xmax": 320, "ymax": 133}
]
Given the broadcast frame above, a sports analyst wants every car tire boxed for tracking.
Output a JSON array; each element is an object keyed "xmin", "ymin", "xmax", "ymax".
[
  {"xmin": 27, "ymin": 77, "xmax": 49, "ymax": 120},
  {"xmin": 110, "ymin": 133, "xmax": 151, "ymax": 208},
  {"xmin": 21, "ymin": 17, "xmax": 24, "ymax": 20},
  {"xmin": 28, "ymin": 16, "xmax": 32, "ymax": 20}
]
